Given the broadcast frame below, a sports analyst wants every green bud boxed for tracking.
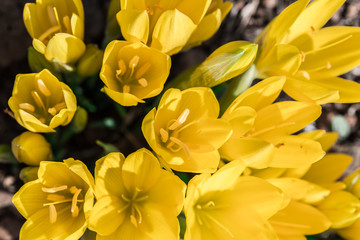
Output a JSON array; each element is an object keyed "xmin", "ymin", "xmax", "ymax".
[
  {"xmin": 175, "ymin": 41, "xmax": 258, "ymax": 89},
  {"xmin": 28, "ymin": 47, "xmax": 59, "ymax": 77},
  {"xmin": 76, "ymin": 44, "xmax": 104, "ymax": 78},
  {"xmin": 19, "ymin": 166, "xmax": 39, "ymax": 183},
  {"xmin": 71, "ymin": 107, "xmax": 88, "ymax": 133}
]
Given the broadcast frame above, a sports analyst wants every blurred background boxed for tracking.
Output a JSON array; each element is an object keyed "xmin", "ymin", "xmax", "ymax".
[{"xmin": 1, "ymin": 0, "xmax": 360, "ymax": 239}]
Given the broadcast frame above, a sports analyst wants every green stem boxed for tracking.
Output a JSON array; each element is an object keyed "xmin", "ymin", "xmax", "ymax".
[{"xmin": 219, "ymin": 64, "xmax": 257, "ymax": 115}]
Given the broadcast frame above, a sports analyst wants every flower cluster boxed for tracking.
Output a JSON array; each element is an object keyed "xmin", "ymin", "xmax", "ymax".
[{"xmin": 7, "ymin": 0, "xmax": 360, "ymax": 239}]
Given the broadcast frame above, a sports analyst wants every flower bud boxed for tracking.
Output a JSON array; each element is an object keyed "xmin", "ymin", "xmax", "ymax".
[
  {"xmin": 11, "ymin": 132, "xmax": 52, "ymax": 165},
  {"xmin": 76, "ymin": 44, "xmax": 104, "ymax": 78},
  {"xmin": 19, "ymin": 166, "xmax": 39, "ymax": 182},
  {"xmin": 71, "ymin": 107, "xmax": 88, "ymax": 133}
]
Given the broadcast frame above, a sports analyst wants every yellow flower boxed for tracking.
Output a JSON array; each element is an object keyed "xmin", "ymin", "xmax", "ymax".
[
  {"xmin": 12, "ymin": 131, "xmax": 52, "ymax": 165},
  {"xmin": 220, "ymin": 76, "xmax": 324, "ymax": 169},
  {"xmin": 88, "ymin": 149, "xmax": 186, "ymax": 239},
  {"xmin": 23, "ymin": 0, "xmax": 85, "ymax": 64},
  {"xmin": 254, "ymin": 0, "xmax": 360, "ymax": 104},
  {"xmin": 185, "ymin": 0, "xmax": 233, "ymax": 48},
  {"xmin": 117, "ymin": 0, "xmax": 226, "ymax": 55},
  {"xmin": 8, "ymin": 69, "xmax": 77, "ymax": 132},
  {"xmin": 100, "ymin": 40, "xmax": 171, "ymax": 106},
  {"xmin": 12, "ymin": 159, "xmax": 95, "ymax": 240},
  {"xmin": 142, "ymin": 87, "xmax": 232, "ymax": 173},
  {"xmin": 184, "ymin": 160, "xmax": 284, "ymax": 239}
]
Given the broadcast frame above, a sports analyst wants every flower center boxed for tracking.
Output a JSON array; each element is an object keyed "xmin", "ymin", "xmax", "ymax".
[
  {"xmin": 18, "ymin": 78, "xmax": 66, "ymax": 125},
  {"xmin": 42, "ymin": 185, "xmax": 85, "ymax": 224},
  {"xmin": 38, "ymin": 6, "xmax": 74, "ymax": 43},
  {"xmin": 115, "ymin": 56, "xmax": 151, "ymax": 94},
  {"xmin": 159, "ymin": 108, "xmax": 191, "ymax": 158},
  {"xmin": 120, "ymin": 187, "xmax": 149, "ymax": 227}
]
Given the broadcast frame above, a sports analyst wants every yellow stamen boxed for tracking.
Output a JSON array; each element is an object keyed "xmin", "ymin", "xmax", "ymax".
[
  {"xmin": 38, "ymin": 26, "xmax": 60, "ymax": 42},
  {"xmin": 135, "ymin": 62, "xmax": 151, "ymax": 79},
  {"xmin": 48, "ymin": 102, "xmax": 67, "ymax": 116},
  {"xmin": 52, "ymin": 7, "xmax": 62, "ymax": 32},
  {"xmin": 307, "ymin": 61, "xmax": 332, "ymax": 73},
  {"xmin": 138, "ymin": 78, "xmax": 148, "ymax": 87},
  {"xmin": 129, "ymin": 56, "xmax": 140, "ymax": 78},
  {"xmin": 121, "ymin": 194, "xmax": 131, "ymax": 202},
  {"xmin": 47, "ymin": 5, "xmax": 57, "ymax": 26},
  {"xmin": 300, "ymin": 51, "xmax": 306, "ymax": 62},
  {"xmin": 118, "ymin": 59, "xmax": 127, "ymax": 75},
  {"xmin": 19, "ymin": 103, "xmax": 35, "ymax": 112},
  {"xmin": 39, "ymin": 117, "xmax": 46, "ymax": 124},
  {"xmin": 49, "ymin": 204, "xmax": 57, "ymax": 223},
  {"xmin": 37, "ymin": 79, "xmax": 51, "ymax": 96},
  {"xmin": 133, "ymin": 204, "xmax": 143, "ymax": 224},
  {"xmin": 123, "ymin": 85, "xmax": 131, "ymax": 93},
  {"xmin": 203, "ymin": 201, "xmax": 216, "ymax": 208},
  {"xmin": 326, "ymin": 61, "xmax": 332, "ymax": 69},
  {"xmin": 159, "ymin": 128, "xmax": 169, "ymax": 142},
  {"xmin": 42, "ymin": 185, "xmax": 68, "ymax": 193},
  {"xmin": 31, "ymin": 91, "xmax": 46, "ymax": 111},
  {"xmin": 146, "ymin": 6, "xmax": 154, "ymax": 15},
  {"xmin": 298, "ymin": 70, "xmax": 310, "ymax": 80},
  {"xmin": 169, "ymin": 137, "xmax": 190, "ymax": 159},
  {"xmin": 168, "ymin": 108, "xmax": 190, "ymax": 130},
  {"xmin": 63, "ymin": 16, "xmax": 72, "ymax": 34},
  {"xmin": 48, "ymin": 107, "xmax": 57, "ymax": 116},
  {"xmin": 71, "ymin": 188, "xmax": 82, "ymax": 218}
]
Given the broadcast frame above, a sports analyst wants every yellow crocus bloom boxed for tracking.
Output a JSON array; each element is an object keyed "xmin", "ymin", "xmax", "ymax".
[
  {"xmin": 117, "ymin": 0, "xmax": 231, "ymax": 55},
  {"xmin": 184, "ymin": 160, "xmax": 284, "ymax": 240},
  {"xmin": 100, "ymin": 40, "xmax": 171, "ymax": 106},
  {"xmin": 255, "ymin": 0, "xmax": 360, "ymax": 104},
  {"xmin": 12, "ymin": 131, "xmax": 52, "ymax": 165},
  {"xmin": 23, "ymin": 0, "xmax": 86, "ymax": 64},
  {"xmin": 8, "ymin": 69, "xmax": 77, "ymax": 132},
  {"xmin": 142, "ymin": 87, "xmax": 232, "ymax": 173},
  {"xmin": 220, "ymin": 76, "xmax": 324, "ymax": 169},
  {"xmin": 88, "ymin": 149, "xmax": 186, "ymax": 239},
  {"xmin": 12, "ymin": 159, "xmax": 95, "ymax": 240}
]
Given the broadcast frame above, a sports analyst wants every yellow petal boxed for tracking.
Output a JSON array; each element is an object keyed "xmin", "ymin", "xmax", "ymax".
[
  {"xmin": 286, "ymin": 0, "xmax": 345, "ymax": 42},
  {"xmin": 284, "ymin": 76, "xmax": 340, "ymax": 104},
  {"xmin": 270, "ymin": 200, "xmax": 331, "ymax": 237},
  {"xmin": 151, "ymin": 9, "xmax": 196, "ymax": 55},
  {"xmin": 121, "ymin": 148, "xmax": 161, "ymax": 193},
  {"xmin": 33, "ymin": 39, "xmax": 46, "ymax": 54},
  {"xmin": 303, "ymin": 153, "xmax": 353, "ymax": 184},
  {"xmin": 20, "ymin": 206, "xmax": 86, "ymax": 240},
  {"xmin": 252, "ymin": 101, "xmax": 321, "ymax": 141},
  {"xmin": 71, "ymin": 13, "xmax": 84, "ymax": 40},
  {"xmin": 222, "ymin": 106, "xmax": 256, "ymax": 137},
  {"xmin": 179, "ymin": 118, "xmax": 232, "ymax": 152},
  {"xmin": 271, "ymin": 135, "xmax": 325, "ymax": 168},
  {"xmin": 103, "ymin": 86, "xmax": 145, "ymax": 106},
  {"xmin": 224, "ymin": 76, "xmax": 286, "ymax": 114},
  {"xmin": 88, "ymin": 196, "xmax": 126, "ymax": 236},
  {"xmin": 176, "ymin": 0, "xmax": 211, "ymax": 24},
  {"xmin": 220, "ymin": 138, "xmax": 274, "ymax": 169},
  {"xmin": 300, "ymin": 26, "xmax": 360, "ymax": 78},
  {"xmin": 45, "ymin": 33, "xmax": 86, "ymax": 63},
  {"xmin": 116, "ymin": 9, "xmax": 149, "ymax": 43},
  {"xmin": 337, "ymin": 218, "xmax": 360, "ymax": 240}
]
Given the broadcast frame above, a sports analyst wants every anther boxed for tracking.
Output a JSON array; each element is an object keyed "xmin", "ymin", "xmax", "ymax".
[
  {"xmin": 138, "ymin": 78, "xmax": 148, "ymax": 87},
  {"xmin": 326, "ymin": 61, "xmax": 332, "ymax": 69},
  {"xmin": 135, "ymin": 63, "xmax": 151, "ymax": 79},
  {"xmin": 71, "ymin": 188, "xmax": 82, "ymax": 218},
  {"xmin": 168, "ymin": 108, "xmax": 190, "ymax": 130},
  {"xmin": 47, "ymin": 6, "xmax": 57, "ymax": 26},
  {"xmin": 159, "ymin": 128, "xmax": 169, "ymax": 142},
  {"xmin": 169, "ymin": 137, "xmax": 190, "ymax": 159},
  {"xmin": 19, "ymin": 103, "xmax": 35, "ymax": 112},
  {"xmin": 310, "ymin": 26, "xmax": 316, "ymax": 34},
  {"xmin": 146, "ymin": 6, "xmax": 154, "ymax": 15},
  {"xmin": 300, "ymin": 51, "xmax": 306, "ymax": 62},
  {"xmin": 118, "ymin": 59, "xmax": 127, "ymax": 75},
  {"xmin": 31, "ymin": 91, "xmax": 46, "ymax": 111},
  {"xmin": 121, "ymin": 194, "xmax": 131, "ymax": 202},
  {"xmin": 37, "ymin": 79, "xmax": 51, "ymax": 96},
  {"xmin": 123, "ymin": 85, "xmax": 131, "ymax": 93},
  {"xmin": 298, "ymin": 70, "xmax": 310, "ymax": 80},
  {"xmin": 49, "ymin": 204, "xmax": 57, "ymax": 223},
  {"xmin": 42, "ymin": 185, "xmax": 68, "ymax": 193},
  {"xmin": 129, "ymin": 56, "xmax": 140, "ymax": 69}
]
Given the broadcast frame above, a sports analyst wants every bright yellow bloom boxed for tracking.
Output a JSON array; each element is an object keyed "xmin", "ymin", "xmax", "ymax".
[
  {"xmin": 12, "ymin": 159, "xmax": 95, "ymax": 240},
  {"xmin": 100, "ymin": 40, "xmax": 171, "ymax": 106},
  {"xmin": 184, "ymin": 160, "xmax": 284, "ymax": 240},
  {"xmin": 142, "ymin": 87, "xmax": 232, "ymax": 173},
  {"xmin": 23, "ymin": 0, "xmax": 85, "ymax": 64},
  {"xmin": 8, "ymin": 69, "xmax": 77, "ymax": 132},
  {"xmin": 185, "ymin": 0, "xmax": 233, "ymax": 48},
  {"xmin": 255, "ymin": 0, "xmax": 360, "ymax": 104},
  {"xmin": 12, "ymin": 131, "xmax": 52, "ymax": 165},
  {"xmin": 117, "ymin": 0, "xmax": 231, "ymax": 55},
  {"xmin": 88, "ymin": 149, "xmax": 186, "ymax": 239},
  {"xmin": 316, "ymin": 191, "xmax": 360, "ymax": 229},
  {"xmin": 220, "ymin": 76, "xmax": 324, "ymax": 169}
]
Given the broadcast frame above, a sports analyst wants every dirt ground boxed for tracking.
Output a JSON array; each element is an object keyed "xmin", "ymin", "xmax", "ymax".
[{"xmin": 1, "ymin": 0, "xmax": 360, "ymax": 239}]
